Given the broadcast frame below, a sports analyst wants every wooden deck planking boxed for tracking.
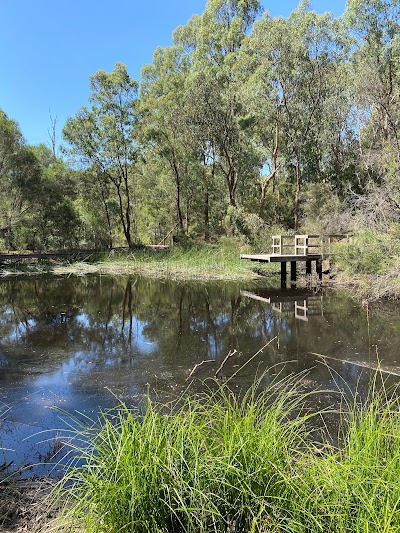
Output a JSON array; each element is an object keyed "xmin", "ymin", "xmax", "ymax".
[{"xmin": 240, "ymin": 253, "xmax": 324, "ymax": 263}]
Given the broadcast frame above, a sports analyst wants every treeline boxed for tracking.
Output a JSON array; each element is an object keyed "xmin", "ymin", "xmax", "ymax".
[{"xmin": 1, "ymin": 0, "xmax": 399, "ymax": 251}]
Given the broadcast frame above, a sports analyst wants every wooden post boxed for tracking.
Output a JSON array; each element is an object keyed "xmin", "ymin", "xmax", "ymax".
[
  {"xmin": 316, "ymin": 258, "xmax": 323, "ymax": 280},
  {"xmin": 295, "ymin": 234, "xmax": 308, "ymax": 255},
  {"xmin": 290, "ymin": 261, "xmax": 297, "ymax": 285},
  {"xmin": 281, "ymin": 261, "xmax": 287, "ymax": 287},
  {"xmin": 306, "ymin": 260, "xmax": 312, "ymax": 276}
]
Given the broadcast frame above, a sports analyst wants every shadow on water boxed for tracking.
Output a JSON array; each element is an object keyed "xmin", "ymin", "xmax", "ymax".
[{"xmin": 0, "ymin": 275, "xmax": 399, "ymax": 476}]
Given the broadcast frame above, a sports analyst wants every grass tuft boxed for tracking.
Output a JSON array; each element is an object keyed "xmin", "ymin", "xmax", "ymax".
[
  {"xmin": 0, "ymin": 242, "xmax": 277, "ymax": 281},
  {"xmin": 54, "ymin": 375, "xmax": 400, "ymax": 532}
]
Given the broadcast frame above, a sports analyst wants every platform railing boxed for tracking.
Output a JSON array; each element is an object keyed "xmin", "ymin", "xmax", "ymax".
[
  {"xmin": 271, "ymin": 234, "xmax": 346, "ymax": 256},
  {"xmin": 271, "ymin": 235, "xmax": 295, "ymax": 255},
  {"xmin": 295, "ymin": 235, "xmax": 308, "ymax": 255}
]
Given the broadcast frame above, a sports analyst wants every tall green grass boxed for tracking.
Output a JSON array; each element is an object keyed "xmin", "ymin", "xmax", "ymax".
[
  {"xmin": 97, "ymin": 240, "xmax": 274, "ymax": 280},
  {"xmin": 283, "ymin": 382, "xmax": 400, "ymax": 532},
  {"xmin": 55, "ymin": 375, "xmax": 400, "ymax": 533}
]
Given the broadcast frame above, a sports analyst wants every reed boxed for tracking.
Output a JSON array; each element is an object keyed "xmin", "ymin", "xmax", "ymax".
[
  {"xmin": 54, "ymin": 375, "xmax": 400, "ymax": 532},
  {"xmin": 56, "ymin": 375, "xmax": 311, "ymax": 532},
  {"xmin": 282, "ymin": 382, "xmax": 400, "ymax": 532},
  {"xmin": 98, "ymin": 242, "xmax": 266, "ymax": 280}
]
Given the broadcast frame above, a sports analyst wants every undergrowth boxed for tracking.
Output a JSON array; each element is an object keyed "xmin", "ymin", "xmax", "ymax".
[
  {"xmin": 53, "ymin": 373, "xmax": 400, "ymax": 533},
  {"xmin": 0, "ymin": 241, "xmax": 277, "ymax": 281},
  {"xmin": 330, "ymin": 229, "xmax": 400, "ymax": 299},
  {"xmin": 97, "ymin": 240, "xmax": 275, "ymax": 280}
]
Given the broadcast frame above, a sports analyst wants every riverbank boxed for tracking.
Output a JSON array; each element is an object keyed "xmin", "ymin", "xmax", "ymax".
[
  {"xmin": 1, "ymin": 269, "xmax": 399, "ymax": 530},
  {"xmin": 0, "ymin": 477, "xmax": 58, "ymax": 532},
  {"xmin": 326, "ymin": 231, "xmax": 400, "ymax": 301},
  {"xmin": 329, "ymin": 269, "xmax": 400, "ymax": 301},
  {"xmin": 1, "ymin": 239, "xmax": 399, "ymax": 300},
  {"xmin": 0, "ymin": 244, "xmax": 276, "ymax": 282}
]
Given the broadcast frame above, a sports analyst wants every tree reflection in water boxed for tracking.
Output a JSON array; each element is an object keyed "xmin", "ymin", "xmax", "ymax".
[{"xmin": 0, "ymin": 275, "xmax": 399, "ymax": 474}]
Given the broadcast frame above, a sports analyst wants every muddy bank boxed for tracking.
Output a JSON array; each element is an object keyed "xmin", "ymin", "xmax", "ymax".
[
  {"xmin": 328, "ymin": 270, "xmax": 400, "ymax": 302},
  {"xmin": 0, "ymin": 478, "xmax": 59, "ymax": 532}
]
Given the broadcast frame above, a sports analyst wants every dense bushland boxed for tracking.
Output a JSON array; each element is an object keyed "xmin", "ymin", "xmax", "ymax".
[{"xmin": 0, "ymin": 0, "xmax": 399, "ymax": 258}]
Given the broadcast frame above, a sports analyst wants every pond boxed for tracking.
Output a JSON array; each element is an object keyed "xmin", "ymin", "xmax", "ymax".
[{"xmin": 0, "ymin": 275, "xmax": 399, "ymax": 476}]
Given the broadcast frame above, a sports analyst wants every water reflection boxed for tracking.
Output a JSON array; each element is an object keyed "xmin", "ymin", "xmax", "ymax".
[
  {"xmin": 240, "ymin": 288, "xmax": 325, "ymax": 321},
  {"xmin": 0, "ymin": 276, "xmax": 399, "ymax": 475}
]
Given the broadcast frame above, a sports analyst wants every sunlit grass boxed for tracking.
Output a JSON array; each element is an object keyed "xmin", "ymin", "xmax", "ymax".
[
  {"xmin": 52, "ymin": 373, "xmax": 400, "ymax": 532},
  {"xmin": 95, "ymin": 242, "xmax": 275, "ymax": 280},
  {"xmin": 55, "ymin": 375, "xmax": 311, "ymax": 532},
  {"xmin": 0, "ymin": 242, "xmax": 277, "ymax": 281},
  {"xmin": 282, "ymin": 380, "xmax": 400, "ymax": 532}
]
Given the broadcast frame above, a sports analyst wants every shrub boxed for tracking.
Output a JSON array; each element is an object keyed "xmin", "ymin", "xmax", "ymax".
[{"xmin": 333, "ymin": 229, "xmax": 400, "ymax": 275}]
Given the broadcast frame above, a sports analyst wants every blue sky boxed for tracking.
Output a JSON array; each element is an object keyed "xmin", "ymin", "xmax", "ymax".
[{"xmin": 0, "ymin": 0, "xmax": 347, "ymax": 146}]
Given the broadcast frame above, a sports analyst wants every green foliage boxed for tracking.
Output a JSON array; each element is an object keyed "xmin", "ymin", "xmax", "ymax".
[
  {"xmin": 346, "ymin": 0, "xmax": 400, "ymax": 190},
  {"xmin": 58, "ymin": 375, "xmax": 308, "ymax": 532},
  {"xmin": 0, "ymin": 115, "xmax": 82, "ymax": 251},
  {"xmin": 63, "ymin": 63, "xmax": 140, "ymax": 248},
  {"xmin": 240, "ymin": 5, "xmax": 352, "ymax": 229},
  {"xmin": 334, "ymin": 230, "xmax": 400, "ymax": 275},
  {"xmin": 2, "ymin": 0, "xmax": 400, "ymax": 252},
  {"xmin": 225, "ymin": 205, "xmax": 266, "ymax": 246},
  {"xmin": 0, "ymin": 109, "xmax": 42, "ymax": 249},
  {"xmin": 57, "ymin": 376, "xmax": 400, "ymax": 532},
  {"xmin": 283, "ymin": 384, "xmax": 400, "ymax": 532},
  {"xmin": 300, "ymin": 182, "xmax": 343, "ymax": 233},
  {"xmin": 99, "ymin": 241, "xmax": 257, "ymax": 280}
]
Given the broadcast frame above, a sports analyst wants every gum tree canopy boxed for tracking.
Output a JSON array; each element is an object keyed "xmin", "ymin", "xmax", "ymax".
[
  {"xmin": 0, "ymin": 109, "xmax": 41, "ymax": 249},
  {"xmin": 63, "ymin": 63, "xmax": 141, "ymax": 249}
]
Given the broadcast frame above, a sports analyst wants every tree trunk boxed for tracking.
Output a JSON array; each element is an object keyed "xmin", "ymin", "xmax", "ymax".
[
  {"xmin": 294, "ymin": 159, "xmax": 301, "ymax": 232},
  {"xmin": 100, "ymin": 187, "xmax": 113, "ymax": 249},
  {"xmin": 227, "ymin": 169, "xmax": 237, "ymax": 207},
  {"xmin": 115, "ymin": 182, "xmax": 132, "ymax": 248},
  {"xmin": 185, "ymin": 199, "xmax": 190, "ymax": 235},
  {"xmin": 221, "ymin": 151, "xmax": 238, "ymax": 207},
  {"xmin": 204, "ymin": 187, "xmax": 210, "ymax": 241},
  {"xmin": 171, "ymin": 160, "xmax": 184, "ymax": 232},
  {"xmin": 260, "ymin": 122, "xmax": 280, "ymax": 215},
  {"xmin": 123, "ymin": 171, "xmax": 133, "ymax": 248},
  {"xmin": 203, "ymin": 154, "xmax": 215, "ymax": 241}
]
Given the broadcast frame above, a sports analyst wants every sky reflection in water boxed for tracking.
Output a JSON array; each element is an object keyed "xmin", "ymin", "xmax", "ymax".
[{"xmin": 0, "ymin": 275, "xmax": 399, "ymax": 475}]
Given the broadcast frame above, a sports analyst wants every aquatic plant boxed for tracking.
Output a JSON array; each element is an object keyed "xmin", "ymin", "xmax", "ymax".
[
  {"xmin": 54, "ymin": 374, "xmax": 400, "ymax": 532},
  {"xmin": 98, "ymin": 241, "xmax": 267, "ymax": 281},
  {"xmin": 56, "ymin": 375, "xmax": 311, "ymax": 532},
  {"xmin": 282, "ymin": 383, "xmax": 400, "ymax": 532}
]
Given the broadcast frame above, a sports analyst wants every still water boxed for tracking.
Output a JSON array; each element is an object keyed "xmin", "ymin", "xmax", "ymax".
[{"xmin": 0, "ymin": 275, "xmax": 399, "ymax": 475}]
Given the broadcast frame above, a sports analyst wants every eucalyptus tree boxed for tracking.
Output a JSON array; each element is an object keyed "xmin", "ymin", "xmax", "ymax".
[
  {"xmin": 169, "ymin": 18, "xmax": 224, "ymax": 240},
  {"xmin": 347, "ymin": 0, "xmax": 400, "ymax": 171},
  {"xmin": 0, "ymin": 109, "xmax": 41, "ymax": 249},
  {"xmin": 27, "ymin": 144, "xmax": 81, "ymax": 250},
  {"xmin": 344, "ymin": 0, "xmax": 400, "ymax": 228},
  {"xmin": 63, "ymin": 63, "xmax": 141, "ymax": 248},
  {"xmin": 242, "ymin": 2, "xmax": 351, "ymax": 228},
  {"xmin": 73, "ymin": 166, "xmax": 116, "ymax": 249},
  {"xmin": 177, "ymin": 0, "xmax": 262, "ymax": 211},
  {"xmin": 140, "ymin": 45, "xmax": 194, "ymax": 235}
]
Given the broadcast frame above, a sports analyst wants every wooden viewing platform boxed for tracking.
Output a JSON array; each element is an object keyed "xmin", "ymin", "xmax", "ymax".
[{"xmin": 241, "ymin": 234, "xmax": 345, "ymax": 286}]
